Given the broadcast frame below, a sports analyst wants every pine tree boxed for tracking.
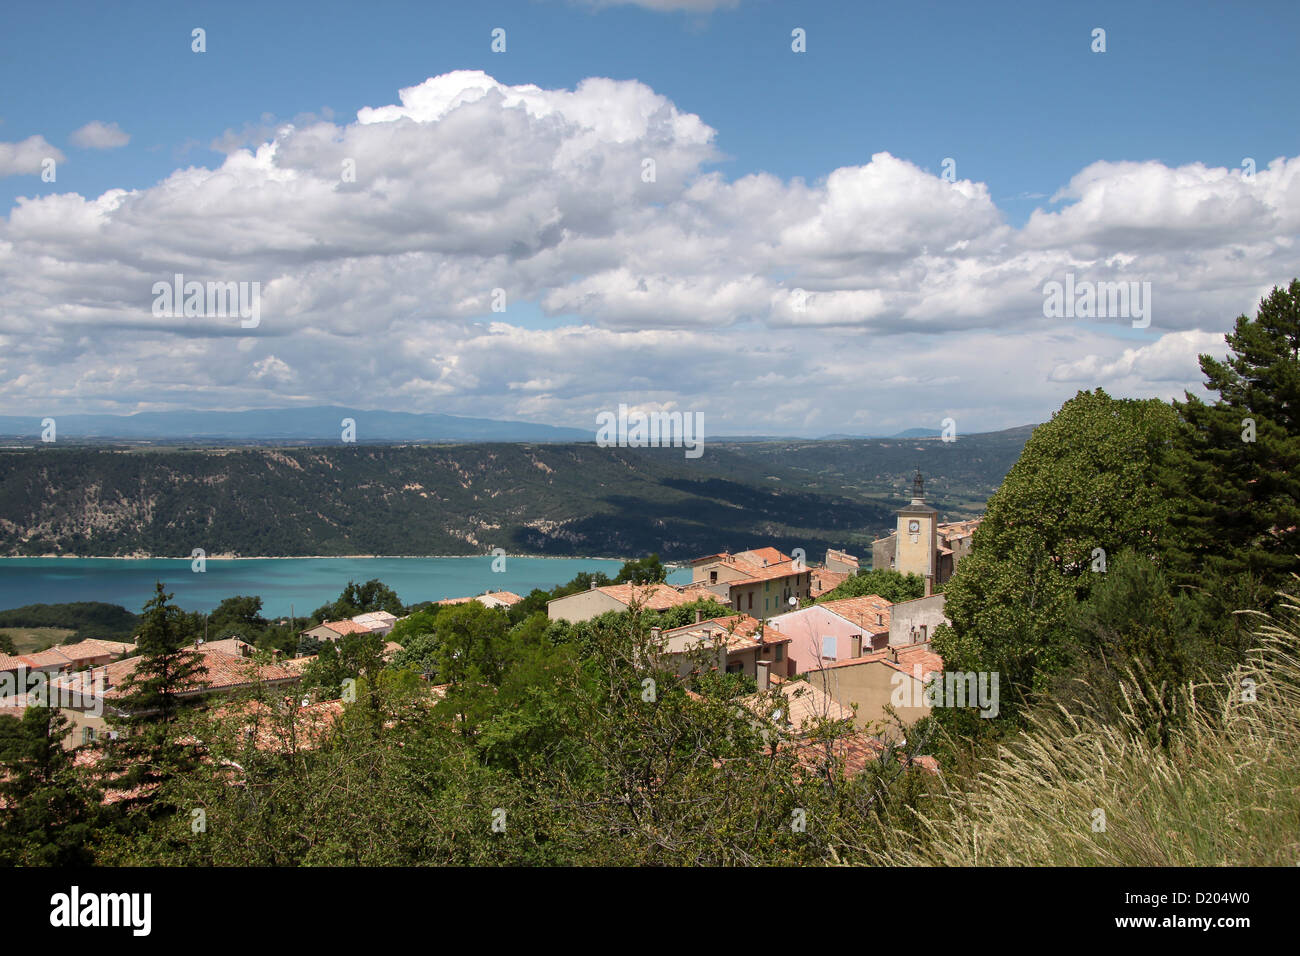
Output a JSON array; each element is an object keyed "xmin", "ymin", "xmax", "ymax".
[
  {"xmin": 103, "ymin": 582, "xmax": 210, "ymax": 817},
  {"xmin": 1163, "ymin": 280, "xmax": 1300, "ymax": 590},
  {"xmin": 0, "ymin": 705, "xmax": 101, "ymax": 865}
]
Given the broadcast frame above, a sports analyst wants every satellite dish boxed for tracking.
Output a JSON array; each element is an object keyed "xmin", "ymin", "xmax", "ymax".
[{"xmin": 788, "ymin": 596, "xmax": 798, "ymax": 607}]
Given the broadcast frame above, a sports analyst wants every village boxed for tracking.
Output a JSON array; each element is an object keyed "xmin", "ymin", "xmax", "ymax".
[{"xmin": 0, "ymin": 473, "xmax": 983, "ymax": 788}]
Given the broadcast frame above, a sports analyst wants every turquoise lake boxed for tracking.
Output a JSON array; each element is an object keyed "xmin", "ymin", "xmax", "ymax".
[{"xmin": 0, "ymin": 557, "xmax": 691, "ymax": 617}]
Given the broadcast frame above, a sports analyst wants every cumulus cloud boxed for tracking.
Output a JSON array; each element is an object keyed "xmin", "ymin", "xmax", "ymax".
[
  {"xmin": 0, "ymin": 135, "xmax": 64, "ymax": 177},
  {"xmin": 69, "ymin": 121, "xmax": 130, "ymax": 149},
  {"xmin": 0, "ymin": 70, "xmax": 1296, "ymax": 434}
]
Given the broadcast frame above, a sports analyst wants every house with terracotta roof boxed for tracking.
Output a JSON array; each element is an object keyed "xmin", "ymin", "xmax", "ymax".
[
  {"xmin": 803, "ymin": 641, "xmax": 943, "ymax": 737},
  {"xmin": 351, "ymin": 610, "xmax": 399, "ymax": 634},
  {"xmin": 299, "ymin": 618, "xmax": 371, "ymax": 644},
  {"xmin": 0, "ymin": 647, "xmax": 75, "ymax": 678},
  {"xmin": 54, "ymin": 638, "xmax": 137, "ymax": 671},
  {"xmin": 767, "ymin": 594, "xmax": 894, "ymax": 673},
  {"xmin": 652, "ymin": 613, "xmax": 793, "ymax": 682},
  {"xmin": 51, "ymin": 643, "xmax": 302, "ymax": 748},
  {"xmin": 823, "ymin": 549, "xmax": 860, "ymax": 575},
  {"xmin": 734, "ymin": 679, "xmax": 937, "ymax": 780},
  {"xmin": 547, "ymin": 582, "xmax": 714, "ymax": 623},
  {"xmin": 809, "ymin": 566, "xmax": 851, "ymax": 598},
  {"xmin": 437, "ymin": 590, "xmax": 523, "ymax": 610},
  {"xmin": 686, "ymin": 547, "xmax": 813, "ymax": 619}
]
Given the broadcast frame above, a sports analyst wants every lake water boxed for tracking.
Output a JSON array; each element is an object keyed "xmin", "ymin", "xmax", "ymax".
[{"xmin": 0, "ymin": 557, "xmax": 692, "ymax": 617}]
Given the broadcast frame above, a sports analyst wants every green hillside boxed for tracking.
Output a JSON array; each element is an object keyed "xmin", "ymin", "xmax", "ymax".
[{"xmin": 0, "ymin": 428, "xmax": 1029, "ymax": 559}]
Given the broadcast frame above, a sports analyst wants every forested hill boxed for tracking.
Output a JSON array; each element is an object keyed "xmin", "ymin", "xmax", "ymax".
[{"xmin": 0, "ymin": 427, "xmax": 1030, "ymax": 559}]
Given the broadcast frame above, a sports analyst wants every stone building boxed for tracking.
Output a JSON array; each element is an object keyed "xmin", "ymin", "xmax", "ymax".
[{"xmin": 870, "ymin": 472, "xmax": 981, "ymax": 592}]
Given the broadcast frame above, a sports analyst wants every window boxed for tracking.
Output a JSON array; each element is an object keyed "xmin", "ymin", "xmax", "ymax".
[
  {"xmin": 709, "ymin": 570, "xmax": 717, "ymax": 584},
  {"xmin": 821, "ymin": 635, "xmax": 836, "ymax": 659},
  {"xmin": 748, "ymin": 593, "xmax": 753, "ymax": 610},
  {"xmin": 82, "ymin": 726, "xmax": 95, "ymax": 745},
  {"xmin": 775, "ymin": 645, "xmax": 784, "ymax": 662}
]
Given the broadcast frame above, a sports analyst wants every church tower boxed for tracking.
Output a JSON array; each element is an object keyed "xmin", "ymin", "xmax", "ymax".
[{"xmin": 894, "ymin": 470, "xmax": 938, "ymax": 593}]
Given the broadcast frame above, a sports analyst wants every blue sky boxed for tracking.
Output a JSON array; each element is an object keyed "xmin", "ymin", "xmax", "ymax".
[
  {"xmin": 6, "ymin": 0, "xmax": 1296, "ymax": 220},
  {"xmin": 1, "ymin": 0, "xmax": 1298, "ymax": 435}
]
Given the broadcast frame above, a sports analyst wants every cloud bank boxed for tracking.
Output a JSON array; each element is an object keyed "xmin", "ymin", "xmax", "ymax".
[{"xmin": 1, "ymin": 70, "xmax": 1295, "ymax": 435}]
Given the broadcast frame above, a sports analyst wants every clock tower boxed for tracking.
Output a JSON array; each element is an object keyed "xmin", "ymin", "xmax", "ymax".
[{"xmin": 895, "ymin": 470, "xmax": 938, "ymax": 592}]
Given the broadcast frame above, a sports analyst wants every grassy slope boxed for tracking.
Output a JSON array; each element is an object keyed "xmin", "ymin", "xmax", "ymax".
[{"xmin": 870, "ymin": 604, "xmax": 1300, "ymax": 866}]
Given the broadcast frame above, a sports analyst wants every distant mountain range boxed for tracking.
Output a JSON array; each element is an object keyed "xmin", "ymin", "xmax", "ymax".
[
  {"xmin": 0, "ymin": 406, "xmax": 594, "ymax": 443},
  {"xmin": 0, "ymin": 407, "xmax": 955, "ymax": 444}
]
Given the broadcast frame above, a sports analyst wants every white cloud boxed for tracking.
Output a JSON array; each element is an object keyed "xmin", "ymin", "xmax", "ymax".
[
  {"xmin": 0, "ymin": 135, "xmax": 64, "ymax": 177},
  {"xmin": 69, "ymin": 121, "xmax": 130, "ymax": 149},
  {"xmin": 0, "ymin": 71, "xmax": 1295, "ymax": 434}
]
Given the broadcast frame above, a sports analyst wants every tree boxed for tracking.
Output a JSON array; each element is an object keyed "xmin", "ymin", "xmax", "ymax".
[
  {"xmin": 1049, "ymin": 549, "xmax": 1218, "ymax": 747},
  {"xmin": 103, "ymin": 582, "xmax": 210, "ymax": 817},
  {"xmin": 310, "ymin": 579, "xmax": 404, "ymax": 624},
  {"xmin": 613, "ymin": 554, "xmax": 668, "ymax": 585},
  {"xmin": 815, "ymin": 568, "xmax": 925, "ymax": 605},
  {"xmin": 207, "ymin": 595, "xmax": 267, "ymax": 641},
  {"xmin": 301, "ymin": 631, "xmax": 387, "ymax": 698},
  {"xmin": 933, "ymin": 389, "xmax": 1178, "ymax": 732},
  {"xmin": 0, "ymin": 706, "xmax": 101, "ymax": 865},
  {"xmin": 1162, "ymin": 279, "xmax": 1300, "ymax": 591}
]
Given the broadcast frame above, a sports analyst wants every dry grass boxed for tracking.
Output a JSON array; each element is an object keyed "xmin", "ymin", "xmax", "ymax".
[
  {"xmin": 872, "ymin": 596, "xmax": 1300, "ymax": 866},
  {"xmin": 0, "ymin": 626, "xmax": 75, "ymax": 655}
]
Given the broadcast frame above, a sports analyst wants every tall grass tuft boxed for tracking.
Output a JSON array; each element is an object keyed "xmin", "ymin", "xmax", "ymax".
[{"xmin": 871, "ymin": 593, "xmax": 1300, "ymax": 866}]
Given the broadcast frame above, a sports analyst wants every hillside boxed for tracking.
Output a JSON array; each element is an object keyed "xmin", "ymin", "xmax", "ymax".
[{"xmin": 0, "ymin": 428, "xmax": 1030, "ymax": 559}]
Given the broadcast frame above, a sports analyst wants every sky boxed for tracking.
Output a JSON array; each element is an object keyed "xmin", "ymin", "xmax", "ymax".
[{"xmin": 1, "ymin": 0, "xmax": 1298, "ymax": 437}]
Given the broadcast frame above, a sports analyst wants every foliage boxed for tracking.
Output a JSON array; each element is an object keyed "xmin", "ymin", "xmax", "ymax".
[
  {"xmin": 0, "ymin": 706, "xmax": 101, "ymax": 865},
  {"xmin": 1162, "ymin": 280, "xmax": 1300, "ymax": 593},
  {"xmin": 872, "ymin": 599, "xmax": 1300, "ymax": 866},
  {"xmin": 933, "ymin": 389, "xmax": 1179, "ymax": 734},
  {"xmin": 310, "ymin": 578, "xmax": 404, "ymax": 625},
  {"xmin": 0, "ymin": 433, "xmax": 1030, "ymax": 559},
  {"xmin": 101, "ymin": 582, "xmax": 211, "ymax": 820},
  {"xmin": 0, "ymin": 602, "xmax": 139, "ymax": 641},
  {"xmin": 815, "ymin": 568, "xmax": 925, "ymax": 605}
]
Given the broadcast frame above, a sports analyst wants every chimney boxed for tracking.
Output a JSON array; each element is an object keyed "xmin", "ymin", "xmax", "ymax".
[
  {"xmin": 756, "ymin": 660, "xmax": 771, "ymax": 688},
  {"xmin": 650, "ymin": 626, "xmax": 661, "ymax": 644},
  {"xmin": 695, "ymin": 608, "xmax": 703, "ymax": 624},
  {"xmin": 590, "ymin": 580, "xmax": 598, "ymax": 590},
  {"xmin": 850, "ymin": 634, "xmax": 862, "ymax": 658},
  {"xmin": 924, "ymin": 574, "xmax": 933, "ymax": 597},
  {"xmin": 889, "ymin": 647, "xmax": 899, "ymax": 663}
]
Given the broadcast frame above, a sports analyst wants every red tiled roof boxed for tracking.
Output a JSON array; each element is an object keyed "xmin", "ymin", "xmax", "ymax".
[
  {"xmin": 819, "ymin": 595, "xmax": 893, "ymax": 634},
  {"xmin": 660, "ymin": 614, "xmax": 790, "ymax": 653},
  {"xmin": 56, "ymin": 638, "xmax": 136, "ymax": 663},
  {"xmin": 810, "ymin": 568, "xmax": 850, "ymax": 597},
  {"xmin": 55, "ymin": 645, "xmax": 301, "ymax": 701},
  {"xmin": 320, "ymin": 619, "xmax": 369, "ymax": 636},
  {"xmin": 597, "ymin": 583, "xmax": 698, "ymax": 611}
]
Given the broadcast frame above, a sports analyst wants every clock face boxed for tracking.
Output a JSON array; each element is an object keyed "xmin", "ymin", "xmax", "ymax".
[{"xmin": 908, "ymin": 520, "xmax": 921, "ymax": 534}]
